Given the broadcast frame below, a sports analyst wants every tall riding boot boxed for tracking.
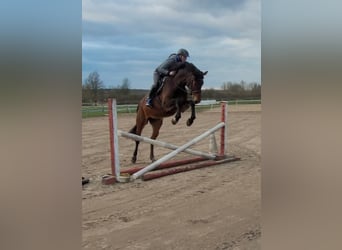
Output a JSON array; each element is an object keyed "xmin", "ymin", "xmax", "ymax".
[{"xmin": 146, "ymin": 85, "xmax": 158, "ymax": 107}]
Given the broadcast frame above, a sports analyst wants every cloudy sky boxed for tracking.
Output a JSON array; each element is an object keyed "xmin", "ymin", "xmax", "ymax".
[{"xmin": 82, "ymin": 0, "xmax": 260, "ymax": 89}]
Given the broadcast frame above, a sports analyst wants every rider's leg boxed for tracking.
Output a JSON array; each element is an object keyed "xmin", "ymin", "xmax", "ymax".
[{"xmin": 146, "ymin": 72, "xmax": 160, "ymax": 107}]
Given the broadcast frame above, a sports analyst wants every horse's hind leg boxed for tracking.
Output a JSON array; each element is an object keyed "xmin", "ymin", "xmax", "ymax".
[
  {"xmin": 131, "ymin": 124, "xmax": 147, "ymax": 163},
  {"xmin": 129, "ymin": 126, "xmax": 140, "ymax": 164},
  {"xmin": 130, "ymin": 109, "xmax": 148, "ymax": 163},
  {"xmin": 132, "ymin": 141, "xmax": 139, "ymax": 164},
  {"xmin": 149, "ymin": 118, "xmax": 163, "ymax": 162}
]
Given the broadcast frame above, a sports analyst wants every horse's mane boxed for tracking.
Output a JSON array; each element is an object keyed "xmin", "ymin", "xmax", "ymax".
[
  {"xmin": 183, "ymin": 62, "xmax": 204, "ymax": 79},
  {"xmin": 169, "ymin": 61, "xmax": 203, "ymax": 79}
]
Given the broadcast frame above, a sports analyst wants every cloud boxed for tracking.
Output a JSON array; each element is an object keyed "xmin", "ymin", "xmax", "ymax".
[{"xmin": 82, "ymin": 0, "xmax": 260, "ymax": 88}]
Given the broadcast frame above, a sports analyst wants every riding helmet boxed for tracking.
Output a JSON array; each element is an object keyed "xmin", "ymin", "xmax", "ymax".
[{"xmin": 177, "ymin": 48, "xmax": 190, "ymax": 57}]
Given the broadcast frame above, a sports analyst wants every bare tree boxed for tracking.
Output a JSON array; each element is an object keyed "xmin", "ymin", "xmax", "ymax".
[
  {"xmin": 249, "ymin": 82, "xmax": 261, "ymax": 97},
  {"xmin": 220, "ymin": 81, "xmax": 260, "ymax": 99},
  {"xmin": 83, "ymin": 71, "xmax": 104, "ymax": 105},
  {"xmin": 113, "ymin": 78, "xmax": 131, "ymax": 99},
  {"xmin": 117, "ymin": 78, "xmax": 131, "ymax": 95}
]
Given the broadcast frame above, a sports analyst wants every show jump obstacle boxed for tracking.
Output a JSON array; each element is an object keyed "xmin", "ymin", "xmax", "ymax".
[{"xmin": 102, "ymin": 99, "xmax": 240, "ymax": 184}]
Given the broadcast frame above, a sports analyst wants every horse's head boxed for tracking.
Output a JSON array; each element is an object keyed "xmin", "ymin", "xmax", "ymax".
[{"xmin": 183, "ymin": 62, "xmax": 208, "ymax": 104}]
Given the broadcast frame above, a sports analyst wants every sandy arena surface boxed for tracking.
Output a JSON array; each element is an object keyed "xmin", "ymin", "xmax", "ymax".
[{"xmin": 82, "ymin": 104, "xmax": 261, "ymax": 249}]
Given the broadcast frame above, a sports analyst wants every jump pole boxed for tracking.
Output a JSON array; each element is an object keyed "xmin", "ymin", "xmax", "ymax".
[
  {"xmin": 103, "ymin": 98, "xmax": 212, "ymax": 184},
  {"xmin": 120, "ymin": 156, "xmax": 209, "ymax": 175},
  {"xmin": 103, "ymin": 98, "xmax": 238, "ymax": 184},
  {"xmin": 103, "ymin": 98, "xmax": 123, "ymax": 184},
  {"xmin": 142, "ymin": 156, "xmax": 240, "ymax": 181},
  {"xmin": 220, "ymin": 101, "xmax": 228, "ymax": 156},
  {"xmin": 130, "ymin": 122, "xmax": 225, "ymax": 180},
  {"xmin": 139, "ymin": 101, "xmax": 240, "ymax": 181},
  {"xmin": 118, "ymin": 130, "xmax": 216, "ymax": 160}
]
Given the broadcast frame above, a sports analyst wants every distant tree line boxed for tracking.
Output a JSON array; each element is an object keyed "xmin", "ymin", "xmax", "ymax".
[
  {"xmin": 82, "ymin": 71, "xmax": 261, "ymax": 105},
  {"xmin": 203, "ymin": 81, "xmax": 261, "ymax": 101}
]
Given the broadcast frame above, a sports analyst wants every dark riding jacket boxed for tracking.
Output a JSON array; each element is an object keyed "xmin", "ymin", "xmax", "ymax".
[{"xmin": 155, "ymin": 54, "xmax": 183, "ymax": 76}]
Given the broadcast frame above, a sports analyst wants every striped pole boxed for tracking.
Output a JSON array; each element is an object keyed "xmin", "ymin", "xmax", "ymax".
[
  {"xmin": 108, "ymin": 98, "xmax": 121, "ymax": 182},
  {"xmin": 120, "ymin": 157, "xmax": 208, "ymax": 175},
  {"xmin": 142, "ymin": 156, "xmax": 241, "ymax": 181}
]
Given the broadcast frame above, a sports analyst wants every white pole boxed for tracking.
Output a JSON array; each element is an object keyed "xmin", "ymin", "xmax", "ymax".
[
  {"xmin": 209, "ymin": 133, "xmax": 218, "ymax": 154},
  {"xmin": 224, "ymin": 102, "xmax": 228, "ymax": 155},
  {"xmin": 131, "ymin": 122, "xmax": 225, "ymax": 180},
  {"xmin": 112, "ymin": 99, "xmax": 121, "ymax": 181},
  {"xmin": 118, "ymin": 130, "xmax": 216, "ymax": 160}
]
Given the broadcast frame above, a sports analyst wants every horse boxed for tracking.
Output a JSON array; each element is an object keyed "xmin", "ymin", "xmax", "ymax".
[{"xmin": 129, "ymin": 62, "xmax": 208, "ymax": 163}]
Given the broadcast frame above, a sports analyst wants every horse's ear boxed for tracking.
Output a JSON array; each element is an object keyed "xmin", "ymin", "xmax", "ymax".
[{"xmin": 202, "ymin": 71, "xmax": 208, "ymax": 76}]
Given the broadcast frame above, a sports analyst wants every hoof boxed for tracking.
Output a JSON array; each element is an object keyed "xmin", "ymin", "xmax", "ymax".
[
  {"xmin": 186, "ymin": 119, "xmax": 194, "ymax": 126},
  {"xmin": 171, "ymin": 119, "xmax": 178, "ymax": 125},
  {"xmin": 150, "ymin": 157, "xmax": 156, "ymax": 162},
  {"xmin": 131, "ymin": 156, "xmax": 137, "ymax": 164},
  {"xmin": 82, "ymin": 177, "xmax": 89, "ymax": 185}
]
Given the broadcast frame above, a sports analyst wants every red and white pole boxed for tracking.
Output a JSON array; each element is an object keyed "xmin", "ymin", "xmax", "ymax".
[{"xmin": 108, "ymin": 98, "xmax": 121, "ymax": 182}]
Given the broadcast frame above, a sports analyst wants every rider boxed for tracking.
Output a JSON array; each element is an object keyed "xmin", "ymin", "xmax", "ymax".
[{"xmin": 146, "ymin": 48, "xmax": 190, "ymax": 107}]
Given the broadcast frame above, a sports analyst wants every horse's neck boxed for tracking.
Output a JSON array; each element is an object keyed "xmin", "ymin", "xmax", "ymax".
[
  {"xmin": 158, "ymin": 77, "xmax": 186, "ymax": 104},
  {"xmin": 170, "ymin": 76, "xmax": 187, "ymax": 94}
]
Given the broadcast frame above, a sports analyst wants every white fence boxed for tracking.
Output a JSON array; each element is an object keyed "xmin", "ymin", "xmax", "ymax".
[{"xmin": 82, "ymin": 99, "xmax": 261, "ymax": 117}]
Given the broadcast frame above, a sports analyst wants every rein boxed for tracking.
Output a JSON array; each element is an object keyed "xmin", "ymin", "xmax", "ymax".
[
  {"xmin": 176, "ymin": 84, "xmax": 189, "ymax": 94},
  {"xmin": 172, "ymin": 63, "xmax": 203, "ymax": 96},
  {"xmin": 174, "ymin": 75, "xmax": 199, "ymax": 95}
]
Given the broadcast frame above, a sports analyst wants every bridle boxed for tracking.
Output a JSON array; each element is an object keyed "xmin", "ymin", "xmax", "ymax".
[
  {"xmin": 186, "ymin": 74, "xmax": 202, "ymax": 95},
  {"xmin": 175, "ymin": 73, "xmax": 200, "ymax": 96},
  {"xmin": 173, "ymin": 64, "xmax": 203, "ymax": 96}
]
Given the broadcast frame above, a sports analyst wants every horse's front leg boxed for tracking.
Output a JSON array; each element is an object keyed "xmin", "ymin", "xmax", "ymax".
[
  {"xmin": 171, "ymin": 99, "xmax": 181, "ymax": 125},
  {"xmin": 186, "ymin": 100, "xmax": 196, "ymax": 126}
]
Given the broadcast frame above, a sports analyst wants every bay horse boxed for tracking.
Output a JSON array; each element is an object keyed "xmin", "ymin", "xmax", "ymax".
[{"xmin": 129, "ymin": 62, "xmax": 208, "ymax": 163}]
